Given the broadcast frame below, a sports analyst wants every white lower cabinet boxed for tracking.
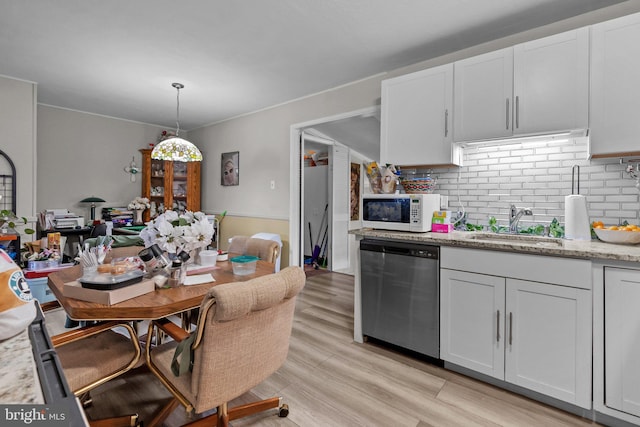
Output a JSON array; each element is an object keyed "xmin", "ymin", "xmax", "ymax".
[
  {"xmin": 604, "ymin": 267, "xmax": 640, "ymax": 418},
  {"xmin": 440, "ymin": 270, "xmax": 505, "ymax": 378},
  {"xmin": 441, "ymin": 267, "xmax": 592, "ymax": 408}
]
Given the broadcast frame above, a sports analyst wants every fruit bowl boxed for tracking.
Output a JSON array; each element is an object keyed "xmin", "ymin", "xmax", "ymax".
[{"xmin": 594, "ymin": 228, "xmax": 640, "ymax": 245}]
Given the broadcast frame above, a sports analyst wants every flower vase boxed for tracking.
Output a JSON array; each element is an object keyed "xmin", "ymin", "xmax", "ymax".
[
  {"xmin": 189, "ymin": 247, "xmax": 202, "ymax": 265},
  {"xmin": 134, "ymin": 209, "xmax": 144, "ymax": 225}
]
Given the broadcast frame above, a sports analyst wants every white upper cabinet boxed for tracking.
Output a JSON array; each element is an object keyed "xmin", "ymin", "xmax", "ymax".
[
  {"xmin": 513, "ymin": 28, "xmax": 589, "ymax": 135},
  {"xmin": 380, "ymin": 63, "xmax": 459, "ymax": 166},
  {"xmin": 590, "ymin": 12, "xmax": 640, "ymax": 158},
  {"xmin": 454, "ymin": 47, "xmax": 514, "ymax": 142},
  {"xmin": 454, "ymin": 28, "xmax": 589, "ymax": 142}
]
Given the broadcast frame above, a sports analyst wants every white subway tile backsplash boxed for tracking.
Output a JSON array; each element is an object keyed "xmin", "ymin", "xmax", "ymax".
[
  {"xmin": 606, "ymin": 195, "xmax": 638, "ymax": 202},
  {"xmin": 534, "ymin": 161, "xmax": 562, "ymax": 169},
  {"xmin": 498, "ymin": 157, "xmax": 523, "ymax": 164},
  {"xmin": 513, "ymin": 162, "xmax": 535, "ymax": 169},
  {"xmin": 548, "ymin": 153, "xmax": 577, "ymax": 161},
  {"xmin": 590, "ymin": 172, "xmax": 623, "ymax": 180},
  {"xmin": 467, "ymin": 165, "xmax": 489, "ymax": 172},
  {"xmin": 522, "ymin": 169, "xmax": 549, "ymax": 176},
  {"xmin": 535, "ymin": 146, "xmax": 563, "ymax": 155},
  {"xmin": 425, "ymin": 138, "xmax": 640, "ymax": 226}
]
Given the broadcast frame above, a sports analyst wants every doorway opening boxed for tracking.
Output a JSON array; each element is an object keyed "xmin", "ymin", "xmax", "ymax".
[{"xmin": 288, "ymin": 106, "xmax": 380, "ymax": 272}]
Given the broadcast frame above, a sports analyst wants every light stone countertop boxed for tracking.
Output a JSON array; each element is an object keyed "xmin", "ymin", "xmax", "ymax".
[
  {"xmin": 0, "ymin": 329, "xmax": 44, "ymax": 404},
  {"xmin": 351, "ymin": 228, "xmax": 640, "ymax": 263}
]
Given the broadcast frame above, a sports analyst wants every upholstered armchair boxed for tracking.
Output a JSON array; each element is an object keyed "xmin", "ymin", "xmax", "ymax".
[
  {"xmin": 228, "ymin": 235, "xmax": 280, "ymax": 271},
  {"xmin": 144, "ymin": 266, "xmax": 306, "ymax": 427}
]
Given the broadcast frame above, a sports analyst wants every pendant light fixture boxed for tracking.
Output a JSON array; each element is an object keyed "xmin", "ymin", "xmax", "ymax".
[{"xmin": 151, "ymin": 83, "xmax": 203, "ymax": 162}]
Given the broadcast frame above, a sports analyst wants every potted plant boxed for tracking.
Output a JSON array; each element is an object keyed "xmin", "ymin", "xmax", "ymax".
[
  {"xmin": 0, "ymin": 209, "xmax": 35, "ymax": 235},
  {"xmin": 139, "ymin": 210, "xmax": 214, "ymax": 258},
  {"xmin": 128, "ymin": 197, "xmax": 151, "ymax": 225}
]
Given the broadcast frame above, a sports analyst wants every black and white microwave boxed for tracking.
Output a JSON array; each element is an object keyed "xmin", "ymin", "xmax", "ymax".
[{"xmin": 362, "ymin": 193, "xmax": 441, "ymax": 232}]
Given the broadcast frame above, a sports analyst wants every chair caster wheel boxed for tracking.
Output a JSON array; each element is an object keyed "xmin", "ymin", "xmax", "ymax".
[{"xmin": 278, "ymin": 404, "xmax": 289, "ymax": 417}]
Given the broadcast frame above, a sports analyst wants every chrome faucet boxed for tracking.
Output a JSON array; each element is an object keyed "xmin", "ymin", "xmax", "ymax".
[{"xmin": 509, "ymin": 204, "xmax": 533, "ymax": 233}]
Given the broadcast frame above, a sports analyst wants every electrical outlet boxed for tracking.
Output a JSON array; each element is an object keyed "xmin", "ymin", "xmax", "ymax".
[
  {"xmin": 440, "ymin": 195, "xmax": 449, "ymax": 209},
  {"xmin": 270, "ymin": 180, "xmax": 275, "ymax": 190}
]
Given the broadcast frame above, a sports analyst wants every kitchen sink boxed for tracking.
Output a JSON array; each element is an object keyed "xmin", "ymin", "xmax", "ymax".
[{"xmin": 464, "ymin": 232, "xmax": 564, "ymax": 247}]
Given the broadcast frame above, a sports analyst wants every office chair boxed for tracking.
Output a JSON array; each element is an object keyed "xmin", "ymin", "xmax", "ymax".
[
  {"xmin": 144, "ymin": 266, "xmax": 306, "ymax": 427},
  {"xmin": 51, "ymin": 321, "xmax": 142, "ymax": 427},
  {"xmin": 89, "ymin": 223, "xmax": 108, "ymax": 238}
]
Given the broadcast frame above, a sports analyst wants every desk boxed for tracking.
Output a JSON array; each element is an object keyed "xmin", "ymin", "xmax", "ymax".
[{"xmin": 47, "ymin": 259, "xmax": 275, "ymax": 321}]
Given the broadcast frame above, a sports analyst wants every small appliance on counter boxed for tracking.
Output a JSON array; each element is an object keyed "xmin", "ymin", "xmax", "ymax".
[{"xmin": 362, "ymin": 193, "xmax": 441, "ymax": 232}]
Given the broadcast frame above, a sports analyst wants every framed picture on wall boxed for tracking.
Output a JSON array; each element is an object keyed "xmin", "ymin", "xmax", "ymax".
[{"xmin": 221, "ymin": 151, "xmax": 239, "ymax": 186}]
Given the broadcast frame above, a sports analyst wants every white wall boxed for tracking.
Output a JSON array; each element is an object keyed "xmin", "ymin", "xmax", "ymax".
[
  {"xmin": 188, "ymin": 78, "xmax": 382, "ymax": 220},
  {"xmin": 37, "ymin": 106, "xmax": 167, "ymax": 221},
  {"xmin": 0, "ymin": 76, "xmax": 36, "ymax": 219}
]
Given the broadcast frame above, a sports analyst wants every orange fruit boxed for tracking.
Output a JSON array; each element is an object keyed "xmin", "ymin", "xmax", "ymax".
[
  {"xmin": 593, "ymin": 221, "xmax": 604, "ymax": 228},
  {"xmin": 608, "ymin": 225, "xmax": 620, "ymax": 230}
]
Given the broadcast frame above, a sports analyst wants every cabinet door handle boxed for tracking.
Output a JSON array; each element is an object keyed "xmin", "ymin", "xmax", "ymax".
[
  {"xmin": 509, "ymin": 312, "xmax": 513, "ymax": 346},
  {"xmin": 496, "ymin": 310, "xmax": 500, "ymax": 343},
  {"xmin": 515, "ymin": 96, "xmax": 520, "ymax": 129},
  {"xmin": 444, "ymin": 109, "xmax": 449, "ymax": 137},
  {"xmin": 506, "ymin": 98, "xmax": 510, "ymax": 130}
]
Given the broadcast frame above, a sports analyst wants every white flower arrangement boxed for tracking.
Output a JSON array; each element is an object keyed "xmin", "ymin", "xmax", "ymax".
[
  {"xmin": 139, "ymin": 210, "xmax": 214, "ymax": 255},
  {"xmin": 128, "ymin": 196, "xmax": 151, "ymax": 211}
]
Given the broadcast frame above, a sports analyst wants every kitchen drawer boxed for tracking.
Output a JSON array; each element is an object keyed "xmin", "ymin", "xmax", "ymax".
[{"xmin": 441, "ymin": 246, "xmax": 591, "ymax": 289}]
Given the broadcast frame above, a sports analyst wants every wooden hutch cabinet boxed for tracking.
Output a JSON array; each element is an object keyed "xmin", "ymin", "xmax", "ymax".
[{"xmin": 139, "ymin": 149, "xmax": 201, "ymax": 222}]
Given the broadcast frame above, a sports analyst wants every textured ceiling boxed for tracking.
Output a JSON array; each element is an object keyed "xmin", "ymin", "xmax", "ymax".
[{"xmin": 0, "ymin": 0, "xmax": 626, "ymax": 130}]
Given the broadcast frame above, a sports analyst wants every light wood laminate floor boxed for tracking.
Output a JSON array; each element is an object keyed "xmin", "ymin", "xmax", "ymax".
[{"xmin": 46, "ymin": 272, "xmax": 600, "ymax": 426}]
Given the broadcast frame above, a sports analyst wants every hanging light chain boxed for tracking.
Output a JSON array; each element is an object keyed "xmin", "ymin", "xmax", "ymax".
[{"xmin": 172, "ymin": 82, "xmax": 184, "ymax": 137}]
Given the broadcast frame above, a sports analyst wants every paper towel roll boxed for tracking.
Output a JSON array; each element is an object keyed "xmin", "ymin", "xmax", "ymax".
[{"xmin": 564, "ymin": 194, "xmax": 591, "ymax": 240}]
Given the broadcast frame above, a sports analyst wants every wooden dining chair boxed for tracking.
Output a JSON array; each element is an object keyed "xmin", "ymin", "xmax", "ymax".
[
  {"xmin": 144, "ymin": 266, "xmax": 306, "ymax": 427},
  {"xmin": 51, "ymin": 321, "xmax": 142, "ymax": 427}
]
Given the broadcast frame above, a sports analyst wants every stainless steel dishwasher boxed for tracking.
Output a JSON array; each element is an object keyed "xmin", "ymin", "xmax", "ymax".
[{"xmin": 360, "ymin": 239, "xmax": 439, "ymax": 359}]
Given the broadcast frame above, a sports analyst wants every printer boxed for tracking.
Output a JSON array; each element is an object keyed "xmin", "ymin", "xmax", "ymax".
[{"xmin": 44, "ymin": 209, "xmax": 85, "ymax": 229}]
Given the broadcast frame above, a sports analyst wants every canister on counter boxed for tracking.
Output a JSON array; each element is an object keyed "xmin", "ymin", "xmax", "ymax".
[{"xmin": 168, "ymin": 259, "xmax": 184, "ymax": 288}]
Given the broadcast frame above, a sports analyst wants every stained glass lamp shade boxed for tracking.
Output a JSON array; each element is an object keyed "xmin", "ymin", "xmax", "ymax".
[
  {"xmin": 152, "ymin": 137, "xmax": 202, "ymax": 162},
  {"xmin": 151, "ymin": 82, "xmax": 203, "ymax": 162}
]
